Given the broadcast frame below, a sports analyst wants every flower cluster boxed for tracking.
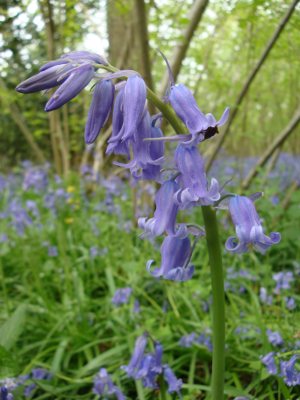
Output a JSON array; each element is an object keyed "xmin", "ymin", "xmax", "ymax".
[
  {"xmin": 122, "ymin": 333, "xmax": 182, "ymax": 395},
  {"xmin": 261, "ymin": 353, "xmax": 300, "ymax": 386},
  {"xmin": 16, "ymin": 50, "xmax": 281, "ymax": 283}
]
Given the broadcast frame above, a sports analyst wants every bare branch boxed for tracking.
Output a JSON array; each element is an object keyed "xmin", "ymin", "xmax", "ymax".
[
  {"xmin": 242, "ymin": 106, "xmax": 300, "ymax": 190},
  {"xmin": 206, "ymin": 0, "xmax": 299, "ymax": 171}
]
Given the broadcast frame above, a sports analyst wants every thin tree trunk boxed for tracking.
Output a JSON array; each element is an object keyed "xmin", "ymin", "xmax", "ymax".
[
  {"xmin": 159, "ymin": 0, "xmax": 209, "ymax": 95},
  {"xmin": 206, "ymin": 0, "xmax": 299, "ymax": 171},
  {"xmin": 242, "ymin": 106, "xmax": 300, "ymax": 190},
  {"xmin": 0, "ymin": 79, "xmax": 46, "ymax": 164},
  {"xmin": 39, "ymin": 0, "xmax": 69, "ymax": 176}
]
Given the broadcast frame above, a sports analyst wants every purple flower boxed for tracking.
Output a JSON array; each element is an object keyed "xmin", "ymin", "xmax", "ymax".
[
  {"xmin": 48, "ymin": 246, "xmax": 58, "ymax": 257},
  {"xmin": 16, "ymin": 64, "xmax": 73, "ymax": 93},
  {"xmin": 266, "ymin": 329, "xmax": 284, "ymax": 347},
  {"xmin": 31, "ymin": 368, "xmax": 51, "ymax": 380},
  {"xmin": 179, "ymin": 333, "xmax": 196, "ymax": 348},
  {"xmin": 85, "ymin": 80, "xmax": 115, "ymax": 144},
  {"xmin": 147, "ymin": 234, "xmax": 194, "ymax": 281},
  {"xmin": 133, "ymin": 300, "xmax": 141, "ymax": 314},
  {"xmin": 93, "ymin": 368, "xmax": 125, "ymax": 400},
  {"xmin": 259, "ymin": 287, "xmax": 273, "ymax": 305},
  {"xmin": 168, "ymin": 83, "xmax": 229, "ymax": 144},
  {"xmin": 136, "ymin": 342, "xmax": 163, "ymax": 389},
  {"xmin": 45, "ymin": 63, "xmax": 95, "ymax": 111},
  {"xmin": 285, "ymin": 296, "xmax": 296, "ymax": 310},
  {"xmin": 273, "ymin": 271, "xmax": 293, "ymax": 294},
  {"xmin": 40, "ymin": 51, "xmax": 107, "ymax": 72},
  {"xmin": 138, "ymin": 180, "xmax": 179, "ymax": 237},
  {"xmin": 261, "ymin": 352, "xmax": 277, "ymax": 375},
  {"xmin": 0, "ymin": 386, "xmax": 13, "ymax": 400},
  {"xmin": 122, "ymin": 333, "xmax": 148, "ymax": 378},
  {"xmin": 121, "ymin": 75, "xmax": 147, "ymax": 141},
  {"xmin": 163, "ymin": 364, "xmax": 182, "ymax": 395},
  {"xmin": 174, "ymin": 144, "xmax": 220, "ymax": 207},
  {"xmin": 111, "ymin": 288, "xmax": 132, "ymax": 306},
  {"xmin": 280, "ymin": 355, "xmax": 300, "ymax": 386},
  {"xmin": 225, "ymin": 195, "xmax": 281, "ymax": 253},
  {"xmin": 114, "ymin": 112, "xmax": 164, "ymax": 180}
]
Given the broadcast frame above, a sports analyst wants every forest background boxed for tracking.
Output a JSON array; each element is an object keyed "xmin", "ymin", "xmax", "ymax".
[{"xmin": 1, "ymin": 0, "xmax": 299, "ymax": 177}]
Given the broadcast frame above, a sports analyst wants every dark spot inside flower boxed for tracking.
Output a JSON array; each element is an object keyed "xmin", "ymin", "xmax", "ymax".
[{"xmin": 203, "ymin": 126, "xmax": 219, "ymax": 140}]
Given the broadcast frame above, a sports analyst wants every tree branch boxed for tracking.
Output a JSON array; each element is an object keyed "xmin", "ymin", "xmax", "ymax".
[
  {"xmin": 242, "ymin": 106, "xmax": 300, "ymax": 190},
  {"xmin": 159, "ymin": 0, "xmax": 209, "ymax": 95},
  {"xmin": 206, "ymin": 0, "xmax": 299, "ymax": 171}
]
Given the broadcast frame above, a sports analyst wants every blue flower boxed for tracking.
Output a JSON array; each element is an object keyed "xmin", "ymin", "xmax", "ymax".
[
  {"xmin": 174, "ymin": 144, "xmax": 220, "ymax": 208},
  {"xmin": 45, "ymin": 63, "xmax": 95, "ymax": 111},
  {"xmin": 93, "ymin": 368, "xmax": 125, "ymax": 399},
  {"xmin": 273, "ymin": 271, "xmax": 293, "ymax": 294},
  {"xmin": 163, "ymin": 364, "xmax": 182, "ymax": 395},
  {"xmin": 139, "ymin": 180, "xmax": 179, "ymax": 237},
  {"xmin": 280, "ymin": 355, "xmax": 300, "ymax": 386},
  {"xmin": 260, "ymin": 352, "xmax": 277, "ymax": 375},
  {"xmin": 111, "ymin": 288, "xmax": 132, "ymax": 306},
  {"xmin": 122, "ymin": 333, "xmax": 148, "ymax": 378},
  {"xmin": 147, "ymin": 234, "xmax": 194, "ymax": 281},
  {"xmin": 85, "ymin": 80, "xmax": 115, "ymax": 144},
  {"xmin": 266, "ymin": 329, "xmax": 283, "ymax": 347},
  {"xmin": 226, "ymin": 195, "xmax": 281, "ymax": 253}
]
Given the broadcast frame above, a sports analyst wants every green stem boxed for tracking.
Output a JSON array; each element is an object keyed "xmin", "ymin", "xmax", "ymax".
[{"xmin": 201, "ymin": 206, "xmax": 225, "ymax": 400}]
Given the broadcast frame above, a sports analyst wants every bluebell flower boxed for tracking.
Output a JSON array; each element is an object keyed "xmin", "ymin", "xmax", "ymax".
[
  {"xmin": 138, "ymin": 180, "xmax": 179, "ymax": 237},
  {"xmin": 225, "ymin": 195, "xmax": 281, "ymax": 253},
  {"xmin": 93, "ymin": 368, "xmax": 125, "ymax": 400},
  {"xmin": 260, "ymin": 352, "xmax": 277, "ymax": 375},
  {"xmin": 16, "ymin": 64, "xmax": 73, "ymax": 93},
  {"xmin": 163, "ymin": 364, "xmax": 182, "ymax": 395},
  {"xmin": 0, "ymin": 387, "xmax": 13, "ymax": 400},
  {"xmin": 285, "ymin": 296, "xmax": 296, "ymax": 310},
  {"xmin": 133, "ymin": 299, "xmax": 141, "ymax": 314},
  {"xmin": 85, "ymin": 80, "xmax": 115, "ymax": 144},
  {"xmin": 280, "ymin": 355, "xmax": 300, "ymax": 386},
  {"xmin": 119, "ymin": 75, "xmax": 146, "ymax": 141},
  {"xmin": 111, "ymin": 288, "xmax": 132, "ymax": 306},
  {"xmin": 259, "ymin": 287, "xmax": 273, "ymax": 305},
  {"xmin": 48, "ymin": 246, "xmax": 58, "ymax": 257},
  {"xmin": 147, "ymin": 234, "xmax": 194, "ymax": 281},
  {"xmin": 40, "ymin": 51, "xmax": 107, "ymax": 71},
  {"xmin": 31, "ymin": 368, "xmax": 51, "ymax": 380},
  {"xmin": 45, "ymin": 63, "xmax": 95, "ymax": 111},
  {"xmin": 174, "ymin": 144, "xmax": 220, "ymax": 208},
  {"xmin": 266, "ymin": 329, "xmax": 284, "ymax": 347},
  {"xmin": 122, "ymin": 333, "xmax": 148, "ymax": 378},
  {"xmin": 179, "ymin": 333, "xmax": 196, "ymax": 348},
  {"xmin": 273, "ymin": 271, "xmax": 293, "ymax": 294},
  {"xmin": 114, "ymin": 112, "xmax": 164, "ymax": 180},
  {"xmin": 197, "ymin": 333, "xmax": 213, "ymax": 352}
]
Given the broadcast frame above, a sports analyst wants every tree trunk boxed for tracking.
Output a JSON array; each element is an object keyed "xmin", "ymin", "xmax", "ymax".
[
  {"xmin": 242, "ymin": 106, "xmax": 300, "ymax": 190},
  {"xmin": 0, "ymin": 79, "xmax": 46, "ymax": 164},
  {"xmin": 39, "ymin": 0, "xmax": 70, "ymax": 176},
  {"xmin": 159, "ymin": 0, "xmax": 209, "ymax": 95},
  {"xmin": 206, "ymin": 0, "xmax": 299, "ymax": 171}
]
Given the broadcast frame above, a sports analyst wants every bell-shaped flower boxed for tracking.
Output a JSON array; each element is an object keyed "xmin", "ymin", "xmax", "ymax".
[
  {"xmin": 114, "ymin": 112, "xmax": 164, "ymax": 180},
  {"xmin": 168, "ymin": 83, "xmax": 229, "ymax": 144},
  {"xmin": 93, "ymin": 368, "xmax": 125, "ymax": 400},
  {"xmin": 122, "ymin": 333, "xmax": 148, "ymax": 378},
  {"xmin": 163, "ymin": 364, "xmax": 183, "ymax": 394},
  {"xmin": 174, "ymin": 144, "xmax": 220, "ymax": 208},
  {"xmin": 106, "ymin": 88, "xmax": 130, "ymax": 157},
  {"xmin": 226, "ymin": 195, "xmax": 281, "ymax": 254},
  {"xmin": 147, "ymin": 234, "xmax": 194, "ymax": 282},
  {"xmin": 45, "ymin": 63, "xmax": 95, "ymax": 111},
  {"xmin": 16, "ymin": 64, "xmax": 73, "ymax": 94},
  {"xmin": 122, "ymin": 75, "xmax": 147, "ymax": 141},
  {"xmin": 85, "ymin": 80, "xmax": 115, "ymax": 144},
  {"xmin": 138, "ymin": 180, "xmax": 179, "ymax": 237}
]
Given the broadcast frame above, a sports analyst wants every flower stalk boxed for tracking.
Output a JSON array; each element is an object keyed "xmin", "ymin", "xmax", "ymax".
[{"xmin": 202, "ymin": 206, "xmax": 225, "ymax": 400}]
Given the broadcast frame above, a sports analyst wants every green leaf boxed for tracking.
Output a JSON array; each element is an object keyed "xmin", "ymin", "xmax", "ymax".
[
  {"xmin": 0, "ymin": 345, "xmax": 19, "ymax": 378},
  {"xmin": 0, "ymin": 304, "xmax": 27, "ymax": 350}
]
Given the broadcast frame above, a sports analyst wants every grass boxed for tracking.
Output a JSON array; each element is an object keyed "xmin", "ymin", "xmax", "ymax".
[{"xmin": 0, "ymin": 164, "xmax": 299, "ymax": 399}]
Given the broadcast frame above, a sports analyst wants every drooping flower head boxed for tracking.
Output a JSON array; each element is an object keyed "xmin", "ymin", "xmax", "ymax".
[
  {"xmin": 147, "ymin": 233, "xmax": 194, "ymax": 281},
  {"xmin": 226, "ymin": 195, "xmax": 281, "ymax": 254},
  {"xmin": 85, "ymin": 79, "xmax": 115, "ymax": 144},
  {"xmin": 93, "ymin": 368, "xmax": 125, "ymax": 400},
  {"xmin": 138, "ymin": 180, "xmax": 179, "ymax": 237},
  {"xmin": 174, "ymin": 144, "xmax": 220, "ymax": 207}
]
